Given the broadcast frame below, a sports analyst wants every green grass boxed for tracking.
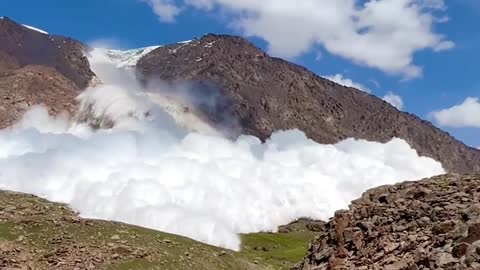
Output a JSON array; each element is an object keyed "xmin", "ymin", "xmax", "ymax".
[
  {"xmin": 240, "ymin": 231, "xmax": 317, "ymax": 269},
  {"xmin": 0, "ymin": 222, "xmax": 15, "ymax": 240},
  {"xmin": 107, "ymin": 260, "xmax": 166, "ymax": 270},
  {"xmin": 0, "ymin": 219, "xmax": 316, "ymax": 270}
]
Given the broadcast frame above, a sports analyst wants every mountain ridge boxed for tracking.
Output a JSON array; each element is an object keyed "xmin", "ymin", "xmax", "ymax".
[
  {"xmin": 136, "ymin": 33, "xmax": 480, "ymax": 173},
  {"xmin": 0, "ymin": 17, "xmax": 94, "ymax": 128}
]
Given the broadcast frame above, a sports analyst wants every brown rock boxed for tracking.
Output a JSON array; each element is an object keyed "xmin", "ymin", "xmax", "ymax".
[
  {"xmin": 0, "ymin": 17, "xmax": 94, "ymax": 88},
  {"xmin": 452, "ymin": 243, "xmax": 470, "ymax": 258},
  {"xmin": 0, "ymin": 17, "xmax": 95, "ymax": 128},
  {"xmin": 293, "ymin": 174, "xmax": 480, "ymax": 270}
]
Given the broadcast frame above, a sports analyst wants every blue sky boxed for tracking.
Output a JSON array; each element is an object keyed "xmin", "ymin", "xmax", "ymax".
[{"xmin": 1, "ymin": 0, "xmax": 479, "ymax": 147}]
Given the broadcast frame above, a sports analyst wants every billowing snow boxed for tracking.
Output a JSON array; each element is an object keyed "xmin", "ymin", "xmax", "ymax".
[
  {"xmin": 104, "ymin": 46, "xmax": 160, "ymax": 68},
  {"xmin": 0, "ymin": 48, "xmax": 445, "ymax": 251},
  {"xmin": 22, "ymin": 24, "xmax": 49, "ymax": 35}
]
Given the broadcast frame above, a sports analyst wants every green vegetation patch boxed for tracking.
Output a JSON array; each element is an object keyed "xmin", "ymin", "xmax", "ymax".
[
  {"xmin": 240, "ymin": 231, "xmax": 317, "ymax": 269},
  {"xmin": 0, "ymin": 222, "xmax": 16, "ymax": 240}
]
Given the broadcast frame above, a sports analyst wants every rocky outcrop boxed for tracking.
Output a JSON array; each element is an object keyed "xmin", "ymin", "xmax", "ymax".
[
  {"xmin": 293, "ymin": 174, "xmax": 480, "ymax": 270},
  {"xmin": 0, "ymin": 17, "xmax": 95, "ymax": 128},
  {"xmin": 0, "ymin": 17, "xmax": 94, "ymax": 88},
  {"xmin": 136, "ymin": 34, "xmax": 480, "ymax": 173},
  {"xmin": 0, "ymin": 65, "xmax": 79, "ymax": 128}
]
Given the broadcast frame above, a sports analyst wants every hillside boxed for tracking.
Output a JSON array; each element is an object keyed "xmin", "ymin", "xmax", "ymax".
[
  {"xmin": 137, "ymin": 34, "xmax": 480, "ymax": 173},
  {"xmin": 293, "ymin": 174, "xmax": 480, "ymax": 270},
  {"xmin": 3, "ymin": 174, "xmax": 480, "ymax": 270},
  {"xmin": 0, "ymin": 17, "xmax": 94, "ymax": 128},
  {"xmin": 0, "ymin": 190, "xmax": 320, "ymax": 270}
]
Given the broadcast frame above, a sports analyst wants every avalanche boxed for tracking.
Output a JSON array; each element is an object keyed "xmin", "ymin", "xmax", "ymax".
[{"xmin": 0, "ymin": 48, "xmax": 445, "ymax": 251}]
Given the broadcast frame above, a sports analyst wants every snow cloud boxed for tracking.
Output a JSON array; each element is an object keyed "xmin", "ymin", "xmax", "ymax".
[
  {"xmin": 430, "ymin": 97, "xmax": 480, "ymax": 128},
  {"xmin": 144, "ymin": 0, "xmax": 454, "ymax": 78},
  {"xmin": 0, "ymin": 49, "xmax": 444, "ymax": 251},
  {"xmin": 324, "ymin": 74, "xmax": 371, "ymax": 93},
  {"xmin": 382, "ymin": 92, "xmax": 404, "ymax": 110}
]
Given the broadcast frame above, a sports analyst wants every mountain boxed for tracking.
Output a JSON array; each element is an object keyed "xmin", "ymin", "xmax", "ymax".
[
  {"xmin": 0, "ymin": 17, "xmax": 478, "ymax": 173},
  {"xmin": 293, "ymin": 174, "xmax": 480, "ymax": 270},
  {"xmin": 1, "ymin": 16, "xmax": 480, "ymax": 270},
  {"xmin": 0, "ymin": 17, "xmax": 94, "ymax": 128},
  {"xmin": 136, "ymin": 34, "xmax": 480, "ymax": 173}
]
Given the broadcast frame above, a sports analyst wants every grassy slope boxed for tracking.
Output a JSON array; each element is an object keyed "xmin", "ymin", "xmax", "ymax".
[
  {"xmin": 240, "ymin": 232, "xmax": 316, "ymax": 269},
  {"xmin": 0, "ymin": 191, "xmax": 317, "ymax": 270}
]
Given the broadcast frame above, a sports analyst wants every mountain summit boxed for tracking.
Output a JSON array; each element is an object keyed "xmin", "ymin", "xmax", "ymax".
[{"xmin": 0, "ymin": 17, "xmax": 94, "ymax": 127}]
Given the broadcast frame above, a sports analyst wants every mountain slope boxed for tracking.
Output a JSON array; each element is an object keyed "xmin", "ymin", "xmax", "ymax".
[
  {"xmin": 0, "ymin": 17, "xmax": 95, "ymax": 128},
  {"xmin": 136, "ymin": 34, "xmax": 480, "ymax": 173},
  {"xmin": 0, "ymin": 17, "xmax": 94, "ymax": 88},
  {"xmin": 293, "ymin": 174, "xmax": 480, "ymax": 270},
  {"xmin": 0, "ymin": 190, "xmax": 318, "ymax": 270}
]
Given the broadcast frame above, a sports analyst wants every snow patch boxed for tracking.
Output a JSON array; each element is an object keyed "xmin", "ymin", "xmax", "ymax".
[
  {"xmin": 204, "ymin": 41, "xmax": 216, "ymax": 48},
  {"xmin": 169, "ymin": 42, "xmax": 192, "ymax": 54},
  {"xmin": 104, "ymin": 46, "xmax": 160, "ymax": 68},
  {"xmin": 22, "ymin": 24, "xmax": 48, "ymax": 35}
]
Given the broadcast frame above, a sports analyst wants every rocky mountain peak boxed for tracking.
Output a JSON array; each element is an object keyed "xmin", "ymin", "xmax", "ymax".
[
  {"xmin": 0, "ymin": 16, "xmax": 94, "ymax": 88},
  {"xmin": 0, "ymin": 17, "xmax": 96, "ymax": 128}
]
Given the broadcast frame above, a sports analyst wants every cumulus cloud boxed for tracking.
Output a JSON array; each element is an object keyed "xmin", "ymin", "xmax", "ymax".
[
  {"xmin": 324, "ymin": 74, "xmax": 371, "ymax": 93},
  {"xmin": 418, "ymin": 0, "xmax": 446, "ymax": 10},
  {"xmin": 382, "ymin": 92, "xmax": 404, "ymax": 110},
  {"xmin": 0, "ymin": 49, "xmax": 444, "ymax": 251},
  {"xmin": 430, "ymin": 97, "xmax": 480, "ymax": 128},
  {"xmin": 142, "ymin": 0, "xmax": 181, "ymax": 23},
  {"xmin": 143, "ymin": 0, "xmax": 453, "ymax": 78}
]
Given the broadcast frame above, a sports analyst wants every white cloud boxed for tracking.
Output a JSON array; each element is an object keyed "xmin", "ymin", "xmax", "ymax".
[
  {"xmin": 324, "ymin": 74, "xmax": 371, "ymax": 93},
  {"xmin": 433, "ymin": 40, "xmax": 455, "ymax": 52},
  {"xmin": 143, "ymin": 0, "xmax": 181, "ymax": 23},
  {"xmin": 144, "ymin": 0, "xmax": 453, "ymax": 78},
  {"xmin": 382, "ymin": 92, "xmax": 404, "ymax": 110},
  {"xmin": 368, "ymin": 79, "xmax": 381, "ymax": 89},
  {"xmin": 430, "ymin": 97, "xmax": 480, "ymax": 128},
  {"xmin": 418, "ymin": 0, "xmax": 446, "ymax": 10}
]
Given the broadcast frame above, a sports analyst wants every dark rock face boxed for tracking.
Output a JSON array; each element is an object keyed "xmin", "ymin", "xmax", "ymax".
[
  {"xmin": 0, "ymin": 17, "xmax": 95, "ymax": 128},
  {"xmin": 0, "ymin": 17, "xmax": 94, "ymax": 88},
  {"xmin": 136, "ymin": 34, "xmax": 480, "ymax": 173},
  {"xmin": 293, "ymin": 174, "xmax": 480, "ymax": 270}
]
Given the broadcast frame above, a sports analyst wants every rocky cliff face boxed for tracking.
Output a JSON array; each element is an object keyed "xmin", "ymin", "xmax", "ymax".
[
  {"xmin": 293, "ymin": 174, "xmax": 480, "ymax": 270},
  {"xmin": 136, "ymin": 34, "xmax": 480, "ymax": 173},
  {"xmin": 0, "ymin": 17, "xmax": 95, "ymax": 128}
]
